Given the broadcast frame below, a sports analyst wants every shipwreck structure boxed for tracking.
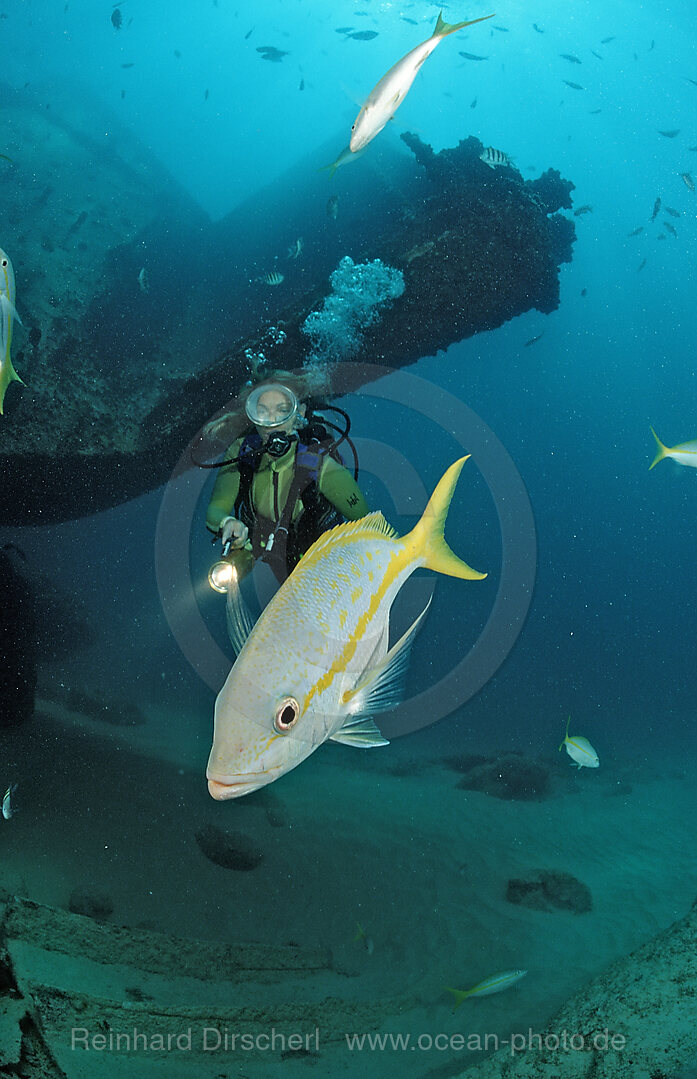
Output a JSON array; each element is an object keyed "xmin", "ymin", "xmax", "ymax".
[{"xmin": 0, "ymin": 83, "xmax": 575, "ymax": 525}]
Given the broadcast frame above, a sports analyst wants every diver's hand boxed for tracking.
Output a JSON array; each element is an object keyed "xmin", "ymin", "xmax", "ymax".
[{"xmin": 220, "ymin": 516, "xmax": 249, "ymax": 549}]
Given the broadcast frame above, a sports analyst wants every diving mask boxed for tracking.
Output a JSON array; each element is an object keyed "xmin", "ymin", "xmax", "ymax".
[{"xmin": 245, "ymin": 383, "xmax": 299, "ymax": 429}]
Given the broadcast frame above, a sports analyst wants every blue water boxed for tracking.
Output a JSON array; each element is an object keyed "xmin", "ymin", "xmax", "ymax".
[{"xmin": 2, "ymin": 0, "xmax": 697, "ymax": 1072}]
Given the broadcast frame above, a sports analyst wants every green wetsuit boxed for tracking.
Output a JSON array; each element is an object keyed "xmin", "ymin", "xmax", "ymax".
[{"xmin": 206, "ymin": 435, "xmax": 369, "ymax": 579}]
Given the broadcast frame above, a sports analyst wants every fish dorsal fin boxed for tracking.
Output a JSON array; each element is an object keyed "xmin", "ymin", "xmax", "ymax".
[
  {"xmin": 298, "ymin": 511, "xmax": 397, "ymax": 569},
  {"xmin": 225, "ymin": 574, "xmax": 257, "ymax": 655},
  {"xmin": 342, "ymin": 598, "xmax": 432, "ymax": 717},
  {"xmin": 330, "ymin": 715, "xmax": 389, "ymax": 747}
]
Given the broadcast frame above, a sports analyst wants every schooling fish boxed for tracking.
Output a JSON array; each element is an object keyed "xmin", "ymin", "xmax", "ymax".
[
  {"xmin": 326, "ymin": 194, "xmax": 339, "ymax": 219},
  {"xmin": 559, "ymin": 52, "xmax": 582, "ymax": 63},
  {"xmin": 680, "ymin": 172, "xmax": 695, "ymax": 191},
  {"xmin": 650, "ymin": 197, "xmax": 661, "ymax": 221},
  {"xmin": 349, "ymin": 10, "xmax": 495, "ymax": 153},
  {"xmin": 649, "ymin": 428, "xmax": 697, "ymax": 470},
  {"xmin": 256, "ymin": 45, "xmax": 288, "ymax": 62},
  {"xmin": 459, "ymin": 51, "xmax": 488, "ymax": 61},
  {"xmin": 559, "ymin": 716, "xmax": 599, "ymax": 769},
  {"xmin": 348, "ymin": 30, "xmax": 379, "ymax": 41},
  {"xmin": 658, "ymin": 129, "xmax": 680, "ymax": 138},
  {"xmin": 573, "ymin": 204, "xmax": 593, "ymax": 215},
  {"xmin": 206, "ymin": 458, "xmax": 487, "ymax": 798},
  {"xmin": 627, "ymin": 226, "xmax": 644, "ymax": 236},
  {"xmin": 663, "ymin": 221, "xmax": 678, "ymax": 237},
  {"xmin": 664, "ymin": 206, "xmax": 680, "ymax": 217},
  {"xmin": 445, "ymin": 970, "xmax": 527, "ymax": 1007},
  {"xmin": 0, "ymin": 248, "xmax": 23, "ymax": 414},
  {"xmin": 562, "ymin": 80, "xmax": 584, "ymax": 90}
]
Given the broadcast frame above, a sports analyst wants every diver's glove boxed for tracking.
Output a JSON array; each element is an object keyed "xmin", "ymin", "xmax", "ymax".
[{"xmin": 219, "ymin": 516, "xmax": 249, "ymax": 550}]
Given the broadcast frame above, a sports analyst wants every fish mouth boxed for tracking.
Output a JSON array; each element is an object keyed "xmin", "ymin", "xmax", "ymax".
[{"xmin": 207, "ymin": 769, "xmax": 281, "ymax": 800}]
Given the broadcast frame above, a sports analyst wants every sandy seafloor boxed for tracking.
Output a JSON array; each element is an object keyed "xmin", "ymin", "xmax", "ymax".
[{"xmin": 2, "ymin": 696, "xmax": 696, "ymax": 1077}]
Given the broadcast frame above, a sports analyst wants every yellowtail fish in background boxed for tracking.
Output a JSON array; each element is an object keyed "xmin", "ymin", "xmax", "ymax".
[
  {"xmin": 354, "ymin": 921, "xmax": 374, "ymax": 955},
  {"xmin": 349, "ymin": 10, "xmax": 495, "ymax": 153},
  {"xmin": 445, "ymin": 969, "xmax": 527, "ymax": 1007},
  {"xmin": 649, "ymin": 427, "xmax": 697, "ymax": 469},
  {"xmin": 320, "ymin": 143, "xmax": 366, "ymax": 179},
  {"xmin": 0, "ymin": 248, "xmax": 23, "ymax": 414},
  {"xmin": 559, "ymin": 715, "xmax": 599, "ymax": 769},
  {"xmin": 207, "ymin": 457, "xmax": 487, "ymax": 799}
]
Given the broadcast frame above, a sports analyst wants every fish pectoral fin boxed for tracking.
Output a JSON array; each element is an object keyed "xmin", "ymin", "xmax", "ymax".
[
  {"xmin": 225, "ymin": 573, "xmax": 257, "ymax": 654},
  {"xmin": 343, "ymin": 598, "xmax": 432, "ymax": 717},
  {"xmin": 330, "ymin": 715, "xmax": 389, "ymax": 748},
  {"xmin": 0, "ymin": 294, "xmax": 22, "ymax": 326}
]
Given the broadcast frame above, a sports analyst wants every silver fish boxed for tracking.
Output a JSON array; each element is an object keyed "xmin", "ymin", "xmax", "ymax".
[
  {"xmin": 2, "ymin": 784, "xmax": 17, "ymax": 820},
  {"xmin": 0, "ymin": 248, "xmax": 23, "ymax": 414},
  {"xmin": 349, "ymin": 11, "xmax": 494, "ymax": 152},
  {"xmin": 137, "ymin": 267, "xmax": 149, "ymax": 292},
  {"xmin": 286, "ymin": 238, "xmax": 303, "ymax": 260}
]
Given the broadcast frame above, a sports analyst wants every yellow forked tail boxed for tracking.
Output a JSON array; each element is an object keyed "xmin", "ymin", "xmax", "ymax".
[
  {"xmin": 649, "ymin": 427, "xmax": 668, "ymax": 470},
  {"xmin": 434, "ymin": 11, "xmax": 496, "ymax": 38},
  {"xmin": 444, "ymin": 986, "xmax": 472, "ymax": 1008},
  {"xmin": 405, "ymin": 457, "xmax": 487, "ymax": 580},
  {"xmin": 0, "ymin": 354, "xmax": 23, "ymax": 414}
]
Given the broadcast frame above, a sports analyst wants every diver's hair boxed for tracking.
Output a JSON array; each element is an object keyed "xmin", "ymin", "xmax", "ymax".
[
  {"xmin": 238, "ymin": 368, "xmax": 330, "ymax": 413},
  {"xmin": 200, "ymin": 367, "xmax": 331, "ymax": 450}
]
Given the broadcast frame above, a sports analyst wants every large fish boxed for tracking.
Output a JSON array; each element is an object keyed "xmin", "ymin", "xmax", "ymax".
[
  {"xmin": 0, "ymin": 248, "xmax": 23, "ymax": 414},
  {"xmin": 649, "ymin": 427, "xmax": 697, "ymax": 469},
  {"xmin": 349, "ymin": 10, "xmax": 495, "ymax": 153},
  {"xmin": 207, "ymin": 457, "xmax": 486, "ymax": 798}
]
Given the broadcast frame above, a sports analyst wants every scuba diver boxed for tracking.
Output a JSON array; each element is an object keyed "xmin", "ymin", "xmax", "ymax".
[{"xmin": 204, "ymin": 377, "xmax": 369, "ymax": 589}]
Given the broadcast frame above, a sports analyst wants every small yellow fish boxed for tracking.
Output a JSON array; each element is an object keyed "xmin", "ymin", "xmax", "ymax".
[
  {"xmin": 349, "ymin": 10, "xmax": 495, "ymax": 153},
  {"xmin": 649, "ymin": 427, "xmax": 697, "ymax": 470},
  {"xmin": 445, "ymin": 969, "xmax": 527, "ymax": 1007},
  {"xmin": 354, "ymin": 921, "xmax": 374, "ymax": 954},
  {"xmin": 0, "ymin": 248, "xmax": 24, "ymax": 413},
  {"xmin": 559, "ymin": 715, "xmax": 599, "ymax": 769}
]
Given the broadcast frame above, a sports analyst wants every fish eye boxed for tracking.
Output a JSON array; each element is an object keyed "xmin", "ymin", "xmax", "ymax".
[
  {"xmin": 1, "ymin": 259, "xmax": 7, "ymax": 267},
  {"xmin": 274, "ymin": 697, "xmax": 300, "ymax": 733}
]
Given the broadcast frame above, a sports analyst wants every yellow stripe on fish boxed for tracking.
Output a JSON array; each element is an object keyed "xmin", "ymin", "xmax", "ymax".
[
  {"xmin": 207, "ymin": 457, "xmax": 487, "ymax": 799},
  {"xmin": 0, "ymin": 248, "xmax": 24, "ymax": 414}
]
